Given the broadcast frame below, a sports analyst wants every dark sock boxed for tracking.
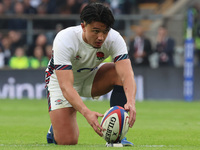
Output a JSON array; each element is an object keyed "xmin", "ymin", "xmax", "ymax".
[{"xmin": 110, "ymin": 85, "xmax": 127, "ymax": 108}]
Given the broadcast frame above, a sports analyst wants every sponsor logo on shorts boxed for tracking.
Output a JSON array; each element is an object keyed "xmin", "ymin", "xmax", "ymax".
[{"xmin": 55, "ymin": 99, "xmax": 64, "ymax": 105}]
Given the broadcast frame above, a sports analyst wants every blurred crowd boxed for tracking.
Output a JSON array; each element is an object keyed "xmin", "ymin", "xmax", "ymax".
[
  {"xmin": 0, "ymin": 0, "xmax": 140, "ymax": 15},
  {"xmin": 0, "ymin": 0, "xmax": 198, "ymax": 69},
  {"xmin": 0, "ymin": 0, "xmax": 141, "ymax": 30},
  {"xmin": 129, "ymin": 25, "xmax": 176, "ymax": 68},
  {"xmin": 0, "ymin": 0, "xmax": 140, "ymax": 69},
  {"xmin": 0, "ymin": 30, "xmax": 53, "ymax": 69}
]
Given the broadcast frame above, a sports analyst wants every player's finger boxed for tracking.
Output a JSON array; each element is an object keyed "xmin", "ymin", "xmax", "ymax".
[
  {"xmin": 128, "ymin": 113, "xmax": 134, "ymax": 127},
  {"xmin": 93, "ymin": 124, "xmax": 103, "ymax": 136},
  {"xmin": 133, "ymin": 111, "xmax": 136, "ymax": 124},
  {"xmin": 129, "ymin": 110, "xmax": 136, "ymax": 127},
  {"xmin": 129, "ymin": 118, "xmax": 135, "ymax": 128},
  {"xmin": 96, "ymin": 123, "xmax": 104, "ymax": 131},
  {"xmin": 94, "ymin": 112, "xmax": 104, "ymax": 131},
  {"xmin": 96, "ymin": 112, "xmax": 104, "ymax": 117},
  {"xmin": 128, "ymin": 109, "xmax": 135, "ymax": 127},
  {"xmin": 124, "ymin": 104, "xmax": 130, "ymax": 111}
]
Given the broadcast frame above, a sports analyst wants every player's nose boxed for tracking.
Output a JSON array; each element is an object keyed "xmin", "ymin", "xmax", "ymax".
[{"xmin": 97, "ymin": 33, "xmax": 104, "ymax": 41}]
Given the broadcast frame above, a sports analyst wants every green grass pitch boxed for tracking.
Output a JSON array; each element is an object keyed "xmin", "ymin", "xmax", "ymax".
[{"xmin": 0, "ymin": 99, "xmax": 199, "ymax": 150}]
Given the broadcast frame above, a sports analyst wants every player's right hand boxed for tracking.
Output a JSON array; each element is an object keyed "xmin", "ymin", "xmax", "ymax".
[
  {"xmin": 83, "ymin": 110, "xmax": 104, "ymax": 136},
  {"xmin": 124, "ymin": 102, "xmax": 136, "ymax": 128}
]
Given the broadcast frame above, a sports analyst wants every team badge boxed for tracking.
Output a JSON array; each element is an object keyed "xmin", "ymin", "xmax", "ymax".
[
  {"xmin": 96, "ymin": 52, "xmax": 104, "ymax": 60},
  {"xmin": 74, "ymin": 55, "xmax": 81, "ymax": 60}
]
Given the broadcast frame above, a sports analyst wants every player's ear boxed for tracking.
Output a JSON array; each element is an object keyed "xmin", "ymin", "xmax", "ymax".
[{"xmin": 81, "ymin": 22, "xmax": 86, "ymax": 32}]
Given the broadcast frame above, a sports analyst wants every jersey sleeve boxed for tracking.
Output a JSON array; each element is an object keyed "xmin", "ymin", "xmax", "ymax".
[
  {"xmin": 109, "ymin": 31, "xmax": 129, "ymax": 62},
  {"xmin": 53, "ymin": 30, "xmax": 75, "ymax": 67}
]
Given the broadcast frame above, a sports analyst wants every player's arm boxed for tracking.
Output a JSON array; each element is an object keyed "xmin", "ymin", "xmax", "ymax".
[
  {"xmin": 55, "ymin": 69, "xmax": 103, "ymax": 136},
  {"xmin": 115, "ymin": 58, "xmax": 137, "ymax": 127}
]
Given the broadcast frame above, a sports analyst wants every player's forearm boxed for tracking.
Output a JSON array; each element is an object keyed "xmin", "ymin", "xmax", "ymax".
[
  {"xmin": 116, "ymin": 58, "xmax": 137, "ymax": 127},
  {"xmin": 122, "ymin": 73, "xmax": 136, "ymax": 104},
  {"xmin": 122, "ymin": 74, "xmax": 137, "ymax": 105},
  {"xmin": 62, "ymin": 87, "xmax": 90, "ymax": 116},
  {"xmin": 115, "ymin": 59, "xmax": 137, "ymax": 105},
  {"xmin": 55, "ymin": 70, "xmax": 90, "ymax": 115}
]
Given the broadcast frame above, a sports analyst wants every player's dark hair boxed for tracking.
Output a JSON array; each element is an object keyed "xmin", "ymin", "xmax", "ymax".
[{"xmin": 80, "ymin": 3, "xmax": 115, "ymax": 29}]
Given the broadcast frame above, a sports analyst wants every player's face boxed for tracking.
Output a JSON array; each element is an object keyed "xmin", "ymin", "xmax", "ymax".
[{"xmin": 81, "ymin": 21, "xmax": 109, "ymax": 48}]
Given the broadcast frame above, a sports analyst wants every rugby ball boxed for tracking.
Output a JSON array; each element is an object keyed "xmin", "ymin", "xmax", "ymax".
[{"xmin": 100, "ymin": 106, "xmax": 129, "ymax": 143}]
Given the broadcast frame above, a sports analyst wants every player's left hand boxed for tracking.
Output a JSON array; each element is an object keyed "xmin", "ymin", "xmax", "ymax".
[{"xmin": 124, "ymin": 102, "xmax": 136, "ymax": 128}]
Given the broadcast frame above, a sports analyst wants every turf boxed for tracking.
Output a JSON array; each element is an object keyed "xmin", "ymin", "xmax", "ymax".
[{"xmin": 0, "ymin": 99, "xmax": 199, "ymax": 150}]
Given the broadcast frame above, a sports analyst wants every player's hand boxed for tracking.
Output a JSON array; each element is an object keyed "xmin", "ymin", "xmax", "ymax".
[
  {"xmin": 84, "ymin": 110, "xmax": 104, "ymax": 137},
  {"xmin": 124, "ymin": 102, "xmax": 136, "ymax": 128}
]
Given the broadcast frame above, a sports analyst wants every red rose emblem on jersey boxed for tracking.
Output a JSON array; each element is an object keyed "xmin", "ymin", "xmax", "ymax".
[
  {"xmin": 74, "ymin": 55, "xmax": 81, "ymax": 60},
  {"xmin": 96, "ymin": 52, "xmax": 104, "ymax": 60}
]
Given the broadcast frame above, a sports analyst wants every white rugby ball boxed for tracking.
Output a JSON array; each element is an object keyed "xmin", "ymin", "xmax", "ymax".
[{"xmin": 100, "ymin": 106, "xmax": 129, "ymax": 143}]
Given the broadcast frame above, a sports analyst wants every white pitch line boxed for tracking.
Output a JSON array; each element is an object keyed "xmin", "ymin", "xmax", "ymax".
[
  {"xmin": 139, "ymin": 145, "xmax": 181, "ymax": 148},
  {"xmin": 0, "ymin": 144, "xmax": 51, "ymax": 147}
]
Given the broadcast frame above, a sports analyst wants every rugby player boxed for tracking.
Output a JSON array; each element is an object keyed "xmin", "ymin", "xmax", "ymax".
[{"xmin": 45, "ymin": 2, "xmax": 136, "ymax": 147}]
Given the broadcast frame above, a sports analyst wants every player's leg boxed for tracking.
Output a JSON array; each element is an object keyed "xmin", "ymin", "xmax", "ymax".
[
  {"xmin": 46, "ymin": 88, "xmax": 79, "ymax": 145},
  {"xmin": 49, "ymin": 107, "xmax": 79, "ymax": 145},
  {"xmin": 91, "ymin": 62, "xmax": 127, "ymax": 108}
]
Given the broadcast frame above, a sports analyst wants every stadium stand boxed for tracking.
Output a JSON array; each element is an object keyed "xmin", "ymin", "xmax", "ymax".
[{"xmin": 0, "ymin": 0, "xmax": 199, "ymax": 69}]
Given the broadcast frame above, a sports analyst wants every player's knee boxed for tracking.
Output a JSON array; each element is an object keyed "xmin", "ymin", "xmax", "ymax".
[
  {"xmin": 54, "ymin": 129, "xmax": 79, "ymax": 145},
  {"xmin": 55, "ymin": 136, "xmax": 78, "ymax": 145},
  {"xmin": 58, "ymin": 139, "xmax": 78, "ymax": 145}
]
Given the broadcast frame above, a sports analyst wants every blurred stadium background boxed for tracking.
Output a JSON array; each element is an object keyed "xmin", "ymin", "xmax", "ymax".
[{"xmin": 0, "ymin": 0, "xmax": 200, "ymax": 101}]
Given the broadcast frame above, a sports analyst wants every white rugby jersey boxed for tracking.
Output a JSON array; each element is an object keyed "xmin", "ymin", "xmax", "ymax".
[{"xmin": 45, "ymin": 25, "xmax": 128, "ymax": 87}]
